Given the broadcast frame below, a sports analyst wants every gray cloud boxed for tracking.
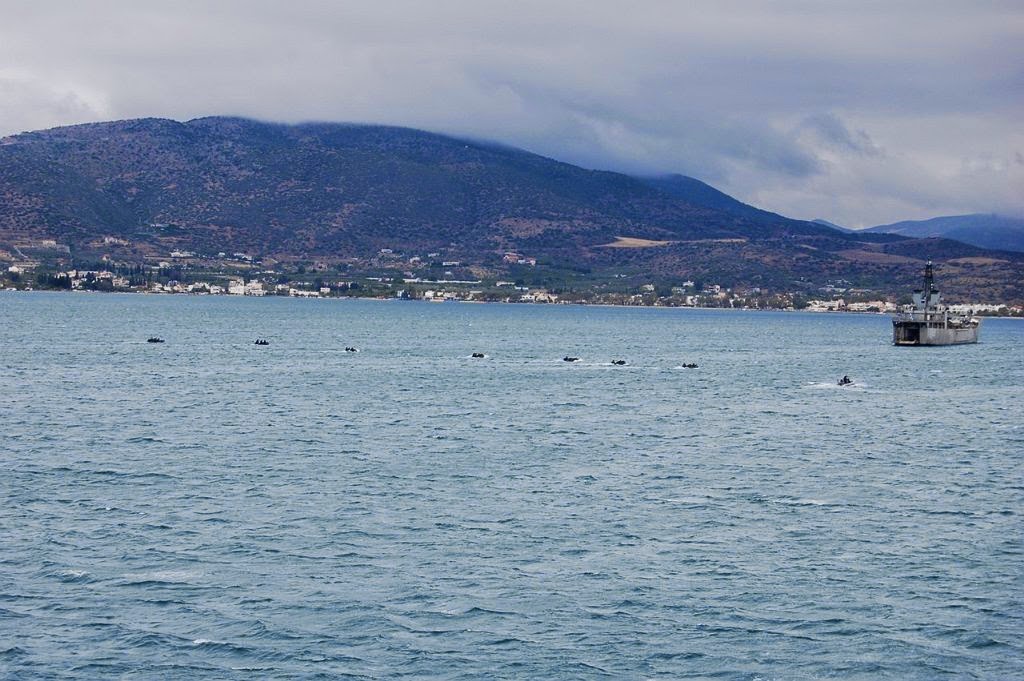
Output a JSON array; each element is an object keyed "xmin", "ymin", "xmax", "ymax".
[
  {"xmin": 1, "ymin": 0, "xmax": 1021, "ymax": 226},
  {"xmin": 0, "ymin": 75, "xmax": 106, "ymax": 134},
  {"xmin": 798, "ymin": 113, "xmax": 878, "ymax": 156}
]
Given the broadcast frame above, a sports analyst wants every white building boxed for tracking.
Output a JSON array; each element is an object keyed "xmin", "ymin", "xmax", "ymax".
[{"xmin": 947, "ymin": 303, "xmax": 1006, "ymax": 315}]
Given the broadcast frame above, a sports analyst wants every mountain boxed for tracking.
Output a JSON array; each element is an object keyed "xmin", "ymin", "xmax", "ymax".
[
  {"xmin": 812, "ymin": 218, "xmax": 852, "ymax": 233},
  {"xmin": 0, "ymin": 117, "xmax": 836, "ymax": 255},
  {"xmin": 642, "ymin": 179, "xmax": 861, "ymax": 235},
  {"xmin": 1, "ymin": 117, "xmax": 1022, "ymax": 301},
  {"xmin": 640, "ymin": 174, "xmax": 789, "ymax": 223},
  {"xmin": 863, "ymin": 214, "xmax": 1024, "ymax": 253}
]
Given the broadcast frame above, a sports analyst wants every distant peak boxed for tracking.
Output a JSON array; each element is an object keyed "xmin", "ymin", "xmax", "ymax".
[{"xmin": 812, "ymin": 218, "xmax": 849, "ymax": 231}]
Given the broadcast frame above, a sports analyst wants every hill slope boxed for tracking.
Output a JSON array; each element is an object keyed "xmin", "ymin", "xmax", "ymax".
[
  {"xmin": 812, "ymin": 219, "xmax": 853, "ymax": 233},
  {"xmin": 864, "ymin": 214, "xmax": 1024, "ymax": 253},
  {"xmin": 1, "ymin": 117, "xmax": 1021, "ymax": 300},
  {"xmin": 0, "ymin": 117, "xmax": 837, "ymax": 254}
]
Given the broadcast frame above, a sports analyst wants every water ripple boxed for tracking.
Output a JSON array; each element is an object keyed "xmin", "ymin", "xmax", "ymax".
[{"xmin": 1, "ymin": 294, "xmax": 1022, "ymax": 679}]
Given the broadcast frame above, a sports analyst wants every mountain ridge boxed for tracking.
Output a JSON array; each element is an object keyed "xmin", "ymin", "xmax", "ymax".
[
  {"xmin": 862, "ymin": 213, "xmax": 1024, "ymax": 253},
  {"xmin": 1, "ymin": 116, "xmax": 1022, "ymax": 301}
]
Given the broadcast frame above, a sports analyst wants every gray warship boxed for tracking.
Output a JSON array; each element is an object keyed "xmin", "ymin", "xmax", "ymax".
[{"xmin": 892, "ymin": 261, "xmax": 980, "ymax": 346}]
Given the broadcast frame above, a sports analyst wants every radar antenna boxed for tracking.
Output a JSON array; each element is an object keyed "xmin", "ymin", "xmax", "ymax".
[{"xmin": 924, "ymin": 260, "xmax": 936, "ymax": 294}]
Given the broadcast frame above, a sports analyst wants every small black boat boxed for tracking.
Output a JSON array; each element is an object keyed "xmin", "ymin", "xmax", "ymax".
[
  {"xmin": 611, "ymin": 359, "xmax": 626, "ymax": 365},
  {"xmin": 146, "ymin": 337, "xmax": 165, "ymax": 343},
  {"xmin": 838, "ymin": 375, "xmax": 853, "ymax": 386},
  {"xmin": 344, "ymin": 347, "xmax": 359, "ymax": 352},
  {"xmin": 471, "ymin": 352, "xmax": 485, "ymax": 358},
  {"xmin": 563, "ymin": 356, "xmax": 580, "ymax": 362},
  {"xmin": 254, "ymin": 339, "xmax": 270, "ymax": 346}
]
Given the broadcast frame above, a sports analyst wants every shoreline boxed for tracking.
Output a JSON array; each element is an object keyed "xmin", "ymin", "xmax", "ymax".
[{"xmin": 3, "ymin": 287, "xmax": 1021, "ymax": 318}]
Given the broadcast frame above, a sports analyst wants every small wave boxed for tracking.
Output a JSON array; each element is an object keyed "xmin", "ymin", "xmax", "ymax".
[
  {"xmin": 483, "ymin": 637, "xmax": 525, "ymax": 646},
  {"xmin": 805, "ymin": 380, "xmax": 867, "ymax": 390},
  {"xmin": 456, "ymin": 606, "xmax": 517, "ymax": 617},
  {"xmin": 119, "ymin": 570, "xmax": 202, "ymax": 586},
  {"xmin": 244, "ymin": 619, "xmax": 304, "ymax": 641},
  {"xmin": 775, "ymin": 496, "xmax": 833, "ymax": 507},
  {"xmin": 965, "ymin": 634, "xmax": 1008, "ymax": 649},
  {"xmin": 139, "ymin": 598, "xmax": 182, "ymax": 607},
  {"xmin": 52, "ymin": 569, "xmax": 93, "ymax": 583},
  {"xmin": 388, "ymin": 618, "xmax": 459, "ymax": 636},
  {"xmin": 69, "ymin": 662, "xmax": 133, "ymax": 675},
  {"xmin": 571, "ymin": 660, "xmax": 613, "ymax": 674},
  {"xmin": 121, "ymin": 630, "xmax": 191, "ymax": 649},
  {"xmin": 647, "ymin": 651, "xmax": 705, "ymax": 661},
  {"xmin": 86, "ymin": 469, "xmax": 176, "ymax": 481},
  {"xmin": 191, "ymin": 637, "xmax": 278, "ymax": 660}
]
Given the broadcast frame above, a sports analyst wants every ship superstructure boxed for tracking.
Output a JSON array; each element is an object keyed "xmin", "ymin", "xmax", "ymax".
[{"xmin": 892, "ymin": 261, "xmax": 980, "ymax": 346}]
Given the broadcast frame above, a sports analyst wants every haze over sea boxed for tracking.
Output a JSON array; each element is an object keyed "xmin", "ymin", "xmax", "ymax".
[{"xmin": 1, "ymin": 292, "xmax": 1021, "ymax": 679}]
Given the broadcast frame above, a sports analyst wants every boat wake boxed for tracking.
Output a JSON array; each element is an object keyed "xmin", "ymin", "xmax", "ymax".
[{"xmin": 805, "ymin": 380, "xmax": 867, "ymax": 390}]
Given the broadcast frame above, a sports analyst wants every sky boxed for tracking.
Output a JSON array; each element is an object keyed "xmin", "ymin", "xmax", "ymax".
[{"xmin": 1, "ymin": 0, "xmax": 1021, "ymax": 227}]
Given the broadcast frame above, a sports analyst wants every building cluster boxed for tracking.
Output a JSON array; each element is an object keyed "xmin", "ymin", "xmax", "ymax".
[
  {"xmin": 804, "ymin": 299, "xmax": 898, "ymax": 313},
  {"xmin": 371, "ymin": 247, "xmax": 537, "ymax": 271},
  {"xmin": 218, "ymin": 279, "xmax": 335, "ymax": 298},
  {"xmin": 3, "ymin": 262, "xmax": 1020, "ymax": 315},
  {"xmin": 17, "ymin": 267, "xmax": 133, "ymax": 290},
  {"xmin": 502, "ymin": 252, "xmax": 537, "ymax": 266},
  {"xmin": 144, "ymin": 278, "xmax": 335, "ymax": 297},
  {"xmin": 946, "ymin": 303, "xmax": 1009, "ymax": 315},
  {"xmin": 803, "ymin": 298, "xmax": 1013, "ymax": 315}
]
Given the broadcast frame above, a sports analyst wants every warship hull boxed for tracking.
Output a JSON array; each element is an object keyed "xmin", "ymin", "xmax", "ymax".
[
  {"xmin": 891, "ymin": 261, "xmax": 981, "ymax": 346},
  {"xmin": 892, "ymin": 320, "xmax": 979, "ymax": 346}
]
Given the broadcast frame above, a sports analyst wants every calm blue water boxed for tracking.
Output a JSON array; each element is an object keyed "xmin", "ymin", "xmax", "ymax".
[{"xmin": 1, "ymin": 292, "xmax": 1022, "ymax": 679}]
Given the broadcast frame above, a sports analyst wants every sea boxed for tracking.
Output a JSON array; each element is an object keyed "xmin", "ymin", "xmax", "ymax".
[{"xmin": 1, "ymin": 291, "xmax": 1021, "ymax": 680}]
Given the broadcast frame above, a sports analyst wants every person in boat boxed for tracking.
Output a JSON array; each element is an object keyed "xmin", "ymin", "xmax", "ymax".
[{"xmin": 838, "ymin": 375, "xmax": 852, "ymax": 386}]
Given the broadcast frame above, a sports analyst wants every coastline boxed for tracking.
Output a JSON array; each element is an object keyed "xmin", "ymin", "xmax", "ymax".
[{"xmin": 3, "ymin": 287, "xmax": 1020, "ymax": 317}]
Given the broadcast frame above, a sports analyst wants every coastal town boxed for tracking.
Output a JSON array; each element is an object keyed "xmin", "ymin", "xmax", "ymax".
[{"xmin": 3, "ymin": 251, "xmax": 1019, "ymax": 316}]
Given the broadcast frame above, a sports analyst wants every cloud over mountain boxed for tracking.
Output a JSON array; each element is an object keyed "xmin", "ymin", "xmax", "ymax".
[{"xmin": 1, "ymin": 1, "xmax": 1021, "ymax": 226}]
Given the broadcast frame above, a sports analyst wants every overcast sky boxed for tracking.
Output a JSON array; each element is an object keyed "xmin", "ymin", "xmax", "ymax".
[{"xmin": 1, "ymin": 0, "xmax": 1021, "ymax": 226}]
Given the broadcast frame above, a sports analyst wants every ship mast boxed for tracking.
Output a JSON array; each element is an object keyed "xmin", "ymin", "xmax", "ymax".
[{"xmin": 923, "ymin": 260, "xmax": 936, "ymax": 319}]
